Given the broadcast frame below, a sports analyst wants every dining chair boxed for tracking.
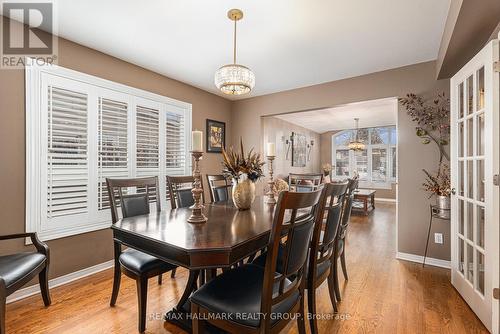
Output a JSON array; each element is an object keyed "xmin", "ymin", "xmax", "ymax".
[
  {"xmin": 307, "ymin": 181, "xmax": 348, "ymax": 333},
  {"xmin": 251, "ymin": 181, "xmax": 348, "ymax": 333},
  {"xmin": 330, "ymin": 177, "xmax": 358, "ymax": 304},
  {"xmin": 166, "ymin": 175, "xmax": 204, "ymax": 209},
  {"xmin": 190, "ymin": 188, "xmax": 326, "ymax": 334},
  {"xmin": 0, "ymin": 233, "xmax": 50, "ymax": 334},
  {"xmin": 106, "ymin": 177, "xmax": 177, "ymax": 333},
  {"xmin": 289, "ymin": 173, "xmax": 323, "ymax": 192},
  {"xmin": 206, "ymin": 174, "xmax": 231, "ymax": 203},
  {"xmin": 166, "ymin": 175, "xmax": 212, "ymax": 282}
]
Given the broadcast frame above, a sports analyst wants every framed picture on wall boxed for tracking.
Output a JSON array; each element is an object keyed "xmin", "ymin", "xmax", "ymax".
[{"xmin": 206, "ymin": 119, "xmax": 226, "ymax": 153}]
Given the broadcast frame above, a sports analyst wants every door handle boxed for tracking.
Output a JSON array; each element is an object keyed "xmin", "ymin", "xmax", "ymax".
[{"xmin": 451, "ymin": 188, "xmax": 456, "ymax": 195}]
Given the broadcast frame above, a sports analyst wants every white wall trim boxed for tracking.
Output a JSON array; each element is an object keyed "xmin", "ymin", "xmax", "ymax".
[
  {"xmin": 6, "ymin": 260, "xmax": 114, "ymax": 304},
  {"xmin": 396, "ymin": 251, "xmax": 451, "ymax": 269},
  {"xmin": 376, "ymin": 197, "xmax": 396, "ymax": 203}
]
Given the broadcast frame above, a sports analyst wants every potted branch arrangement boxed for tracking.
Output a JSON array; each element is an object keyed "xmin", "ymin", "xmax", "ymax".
[
  {"xmin": 221, "ymin": 139, "xmax": 265, "ymax": 210},
  {"xmin": 423, "ymin": 164, "xmax": 451, "ymax": 218},
  {"xmin": 400, "ymin": 92, "xmax": 451, "ymax": 215}
]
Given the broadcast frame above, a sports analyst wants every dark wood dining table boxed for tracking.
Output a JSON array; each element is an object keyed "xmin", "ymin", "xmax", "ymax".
[{"xmin": 111, "ymin": 196, "xmax": 277, "ymax": 331}]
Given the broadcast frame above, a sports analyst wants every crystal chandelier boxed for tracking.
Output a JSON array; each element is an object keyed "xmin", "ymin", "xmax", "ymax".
[
  {"xmin": 214, "ymin": 9, "xmax": 255, "ymax": 95},
  {"xmin": 348, "ymin": 118, "xmax": 366, "ymax": 151}
]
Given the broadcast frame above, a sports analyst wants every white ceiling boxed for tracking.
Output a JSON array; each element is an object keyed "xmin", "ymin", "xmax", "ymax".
[
  {"xmin": 273, "ymin": 98, "xmax": 397, "ymax": 133},
  {"xmin": 3, "ymin": 0, "xmax": 451, "ymax": 99}
]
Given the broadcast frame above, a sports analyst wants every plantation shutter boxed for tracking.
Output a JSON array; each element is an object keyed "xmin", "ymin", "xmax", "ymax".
[
  {"xmin": 47, "ymin": 86, "xmax": 89, "ymax": 218},
  {"xmin": 98, "ymin": 97, "xmax": 128, "ymax": 210},
  {"xmin": 136, "ymin": 105, "xmax": 160, "ymax": 171},
  {"xmin": 165, "ymin": 110, "xmax": 186, "ymax": 175},
  {"xmin": 136, "ymin": 104, "xmax": 160, "ymax": 201}
]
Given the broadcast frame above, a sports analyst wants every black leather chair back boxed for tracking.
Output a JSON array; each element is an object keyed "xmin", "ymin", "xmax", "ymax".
[
  {"xmin": 206, "ymin": 175, "xmax": 231, "ymax": 203},
  {"xmin": 106, "ymin": 177, "xmax": 161, "ymax": 224},
  {"xmin": 167, "ymin": 175, "xmax": 203, "ymax": 209},
  {"xmin": 322, "ymin": 202, "xmax": 343, "ymax": 248},
  {"xmin": 121, "ymin": 194, "xmax": 150, "ymax": 218},
  {"xmin": 176, "ymin": 188, "xmax": 194, "ymax": 208},
  {"xmin": 337, "ymin": 177, "xmax": 358, "ymax": 242},
  {"xmin": 260, "ymin": 188, "xmax": 326, "ymax": 323}
]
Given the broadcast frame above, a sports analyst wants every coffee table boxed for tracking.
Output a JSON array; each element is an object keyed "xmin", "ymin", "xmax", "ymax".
[{"xmin": 352, "ymin": 189, "xmax": 376, "ymax": 215}]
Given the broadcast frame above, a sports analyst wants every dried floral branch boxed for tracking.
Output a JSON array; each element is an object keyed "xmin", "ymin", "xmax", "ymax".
[
  {"xmin": 422, "ymin": 164, "xmax": 451, "ymax": 198},
  {"xmin": 399, "ymin": 92, "xmax": 450, "ymax": 164},
  {"xmin": 221, "ymin": 138, "xmax": 265, "ymax": 182}
]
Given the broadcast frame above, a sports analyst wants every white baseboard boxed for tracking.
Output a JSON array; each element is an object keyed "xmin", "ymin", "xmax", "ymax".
[
  {"xmin": 376, "ymin": 198, "xmax": 397, "ymax": 203},
  {"xmin": 396, "ymin": 251, "xmax": 451, "ymax": 269},
  {"xmin": 7, "ymin": 260, "xmax": 114, "ymax": 304}
]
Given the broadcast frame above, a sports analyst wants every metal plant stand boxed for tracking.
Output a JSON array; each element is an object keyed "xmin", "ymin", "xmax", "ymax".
[{"xmin": 423, "ymin": 204, "xmax": 451, "ymax": 267}]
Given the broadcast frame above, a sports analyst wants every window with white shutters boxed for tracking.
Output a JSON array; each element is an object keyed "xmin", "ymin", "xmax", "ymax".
[
  {"xmin": 98, "ymin": 97, "xmax": 128, "ymax": 210},
  {"xmin": 47, "ymin": 86, "xmax": 89, "ymax": 218},
  {"xmin": 26, "ymin": 60, "xmax": 191, "ymax": 241}
]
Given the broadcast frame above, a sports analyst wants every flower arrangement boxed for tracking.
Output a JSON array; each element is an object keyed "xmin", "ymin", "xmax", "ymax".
[
  {"xmin": 422, "ymin": 164, "xmax": 451, "ymax": 198},
  {"xmin": 221, "ymin": 139, "xmax": 265, "ymax": 182},
  {"xmin": 322, "ymin": 163, "xmax": 332, "ymax": 176}
]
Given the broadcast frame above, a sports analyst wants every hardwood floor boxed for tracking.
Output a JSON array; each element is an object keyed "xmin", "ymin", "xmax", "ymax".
[{"xmin": 6, "ymin": 203, "xmax": 488, "ymax": 333}]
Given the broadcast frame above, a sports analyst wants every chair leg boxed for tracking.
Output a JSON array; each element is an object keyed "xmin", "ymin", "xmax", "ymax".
[
  {"xmin": 307, "ymin": 284, "xmax": 318, "ymax": 334},
  {"xmin": 0, "ymin": 293, "xmax": 6, "ymax": 334},
  {"xmin": 297, "ymin": 293, "xmax": 306, "ymax": 334},
  {"xmin": 191, "ymin": 303, "xmax": 205, "ymax": 334},
  {"xmin": 38, "ymin": 265, "xmax": 51, "ymax": 306},
  {"xmin": 327, "ymin": 269, "xmax": 338, "ymax": 313},
  {"xmin": 110, "ymin": 241, "xmax": 122, "ymax": 306},
  {"xmin": 136, "ymin": 276, "xmax": 148, "ymax": 333},
  {"xmin": 333, "ymin": 257, "xmax": 342, "ymax": 302},
  {"xmin": 158, "ymin": 274, "xmax": 162, "ymax": 285},
  {"xmin": 340, "ymin": 250, "xmax": 348, "ymax": 281},
  {"xmin": 170, "ymin": 268, "xmax": 177, "ymax": 278}
]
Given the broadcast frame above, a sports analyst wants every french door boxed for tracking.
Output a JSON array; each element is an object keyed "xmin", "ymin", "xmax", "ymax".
[{"xmin": 450, "ymin": 38, "xmax": 499, "ymax": 332}]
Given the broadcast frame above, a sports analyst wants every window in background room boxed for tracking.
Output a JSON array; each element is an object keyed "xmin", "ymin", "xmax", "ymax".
[
  {"xmin": 331, "ymin": 126, "xmax": 397, "ymax": 188},
  {"xmin": 26, "ymin": 60, "xmax": 192, "ymax": 241}
]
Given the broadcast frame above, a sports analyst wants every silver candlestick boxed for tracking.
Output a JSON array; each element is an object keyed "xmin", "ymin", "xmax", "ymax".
[
  {"xmin": 188, "ymin": 151, "xmax": 207, "ymax": 223},
  {"xmin": 266, "ymin": 156, "xmax": 276, "ymax": 204}
]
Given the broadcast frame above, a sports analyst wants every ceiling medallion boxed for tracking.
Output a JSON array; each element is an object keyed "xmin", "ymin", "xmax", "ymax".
[{"xmin": 214, "ymin": 9, "xmax": 255, "ymax": 95}]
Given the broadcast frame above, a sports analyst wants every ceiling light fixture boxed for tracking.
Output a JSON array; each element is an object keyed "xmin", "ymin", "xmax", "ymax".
[
  {"xmin": 214, "ymin": 9, "xmax": 255, "ymax": 95},
  {"xmin": 348, "ymin": 118, "xmax": 366, "ymax": 151}
]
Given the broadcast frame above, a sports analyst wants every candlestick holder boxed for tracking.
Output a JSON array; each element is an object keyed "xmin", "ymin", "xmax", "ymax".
[
  {"xmin": 265, "ymin": 156, "xmax": 276, "ymax": 204},
  {"xmin": 188, "ymin": 151, "xmax": 207, "ymax": 223}
]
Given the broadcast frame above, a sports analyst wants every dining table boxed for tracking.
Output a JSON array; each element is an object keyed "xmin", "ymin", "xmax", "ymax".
[{"xmin": 111, "ymin": 196, "xmax": 277, "ymax": 331}]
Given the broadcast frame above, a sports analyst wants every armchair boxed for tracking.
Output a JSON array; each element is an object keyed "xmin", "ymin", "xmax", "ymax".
[{"xmin": 0, "ymin": 233, "xmax": 51, "ymax": 334}]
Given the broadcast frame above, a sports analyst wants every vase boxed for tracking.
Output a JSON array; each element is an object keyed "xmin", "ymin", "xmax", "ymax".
[
  {"xmin": 436, "ymin": 195, "xmax": 450, "ymax": 219},
  {"xmin": 232, "ymin": 176, "xmax": 256, "ymax": 210}
]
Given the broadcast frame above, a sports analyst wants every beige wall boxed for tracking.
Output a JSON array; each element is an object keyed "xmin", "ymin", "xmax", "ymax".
[
  {"xmin": 231, "ymin": 61, "xmax": 450, "ymax": 261},
  {"xmin": 262, "ymin": 117, "xmax": 320, "ymax": 180},
  {"xmin": 0, "ymin": 18, "xmax": 232, "ymax": 282}
]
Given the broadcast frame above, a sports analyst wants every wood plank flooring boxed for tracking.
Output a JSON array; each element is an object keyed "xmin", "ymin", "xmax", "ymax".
[{"xmin": 6, "ymin": 203, "xmax": 488, "ymax": 333}]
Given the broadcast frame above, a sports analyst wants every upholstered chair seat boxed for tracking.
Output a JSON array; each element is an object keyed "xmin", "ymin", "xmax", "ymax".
[
  {"xmin": 190, "ymin": 264, "xmax": 299, "ymax": 328},
  {"xmin": 0, "ymin": 253, "xmax": 46, "ymax": 288},
  {"xmin": 119, "ymin": 249, "xmax": 176, "ymax": 275}
]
